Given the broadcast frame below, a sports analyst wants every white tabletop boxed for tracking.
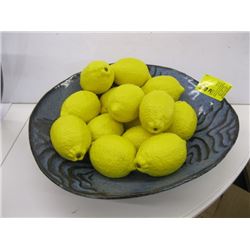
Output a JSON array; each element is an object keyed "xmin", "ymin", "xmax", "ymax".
[{"xmin": 1, "ymin": 104, "xmax": 249, "ymax": 217}]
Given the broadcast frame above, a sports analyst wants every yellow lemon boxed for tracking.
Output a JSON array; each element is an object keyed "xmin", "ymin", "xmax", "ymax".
[
  {"xmin": 99, "ymin": 87, "xmax": 117, "ymax": 113},
  {"xmin": 108, "ymin": 84, "xmax": 144, "ymax": 122},
  {"xmin": 111, "ymin": 57, "xmax": 151, "ymax": 86},
  {"xmin": 50, "ymin": 115, "xmax": 91, "ymax": 161},
  {"xmin": 60, "ymin": 90, "xmax": 100, "ymax": 123},
  {"xmin": 135, "ymin": 133, "xmax": 187, "ymax": 177},
  {"xmin": 142, "ymin": 75, "xmax": 185, "ymax": 101},
  {"xmin": 80, "ymin": 61, "xmax": 114, "ymax": 94},
  {"xmin": 122, "ymin": 126, "xmax": 152, "ymax": 150},
  {"xmin": 90, "ymin": 135, "xmax": 136, "ymax": 178},
  {"xmin": 168, "ymin": 101, "xmax": 197, "ymax": 140},
  {"xmin": 88, "ymin": 113, "xmax": 124, "ymax": 140},
  {"xmin": 139, "ymin": 90, "xmax": 175, "ymax": 134}
]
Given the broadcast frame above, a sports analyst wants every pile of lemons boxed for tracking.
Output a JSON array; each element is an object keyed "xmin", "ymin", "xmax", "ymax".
[{"xmin": 50, "ymin": 58, "xmax": 197, "ymax": 178}]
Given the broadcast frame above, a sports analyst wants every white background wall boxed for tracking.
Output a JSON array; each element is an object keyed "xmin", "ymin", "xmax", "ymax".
[{"xmin": 1, "ymin": 32, "xmax": 249, "ymax": 104}]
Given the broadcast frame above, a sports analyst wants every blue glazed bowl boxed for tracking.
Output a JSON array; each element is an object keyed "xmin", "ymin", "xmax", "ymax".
[{"xmin": 29, "ymin": 65, "xmax": 239, "ymax": 199}]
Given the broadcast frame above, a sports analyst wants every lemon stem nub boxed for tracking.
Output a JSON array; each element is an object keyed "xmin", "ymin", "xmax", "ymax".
[
  {"xmin": 104, "ymin": 67, "xmax": 108, "ymax": 72},
  {"xmin": 135, "ymin": 163, "xmax": 141, "ymax": 169},
  {"xmin": 76, "ymin": 153, "xmax": 82, "ymax": 159}
]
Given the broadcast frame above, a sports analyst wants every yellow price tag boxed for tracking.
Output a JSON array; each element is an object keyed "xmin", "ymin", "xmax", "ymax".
[{"xmin": 195, "ymin": 74, "xmax": 232, "ymax": 101}]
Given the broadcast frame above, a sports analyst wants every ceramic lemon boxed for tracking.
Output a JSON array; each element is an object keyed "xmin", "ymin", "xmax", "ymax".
[
  {"xmin": 80, "ymin": 61, "xmax": 114, "ymax": 94},
  {"xmin": 135, "ymin": 133, "xmax": 187, "ymax": 177},
  {"xmin": 111, "ymin": 57, "xmax": 151, "ymax": 86},
  {"xmin": 142, "ymin": 75, "xmax": 184, "ymax": 101},
  {"xmin": 100, "ymin": 87, "xmax": 117, "ymax": 113},
  {"xmin": 139, "ymin": 90, "xmax": 175, "ymax": 134},
  {"xmin": 88, "ymin": 113, "xmax": 124, "ymax": 140},
  {"xmin": 108, "ymin": 84, "xmax": 144, "ymax": 122},
  {"xmin": 60, "ymin": 90, "xmax": 100, "ymax": 123},
  {"xmin": 90, "ymin": 135, "xmax": 136, "ymax": 178},
  {"xmin": 168, "ymin": 101, "xmax": 197, "ymax": 140},
  {"xmin": 123, "ymin": 125, "xmax": 152, "ymax": 150},
  {"xmin": 50, "ymin": 115, "xmax": 91, "ymax": 161}
]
